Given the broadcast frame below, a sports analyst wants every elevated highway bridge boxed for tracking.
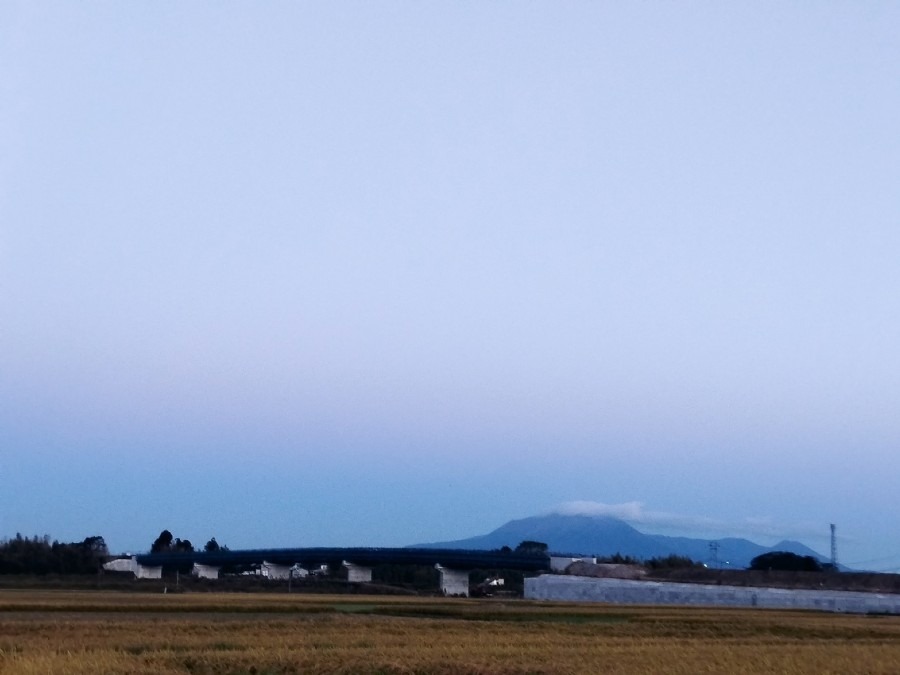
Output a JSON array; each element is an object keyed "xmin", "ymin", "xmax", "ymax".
[{"xmin": 107, "ymin": 547, "xmax": 551, "ymax": 596}]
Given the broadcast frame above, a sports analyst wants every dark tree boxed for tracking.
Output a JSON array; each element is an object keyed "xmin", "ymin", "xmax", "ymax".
[
  {"xmin": 749, "ymin": 551, "xmax": 822, "ymax": 572},
  {"xmin": 646, "ymin": 554, "xmax": 699, "ymax": 570},
  {"xmin": 204, "ymin": 537, "xmax": 220, "ymax": 553},
  {"xmin": 82, "ymin": 536, "xmax": 108, "ymax": 557},
  {"xmin": 173, "ymin": 538, "xmax": 194, "ymax": 553},
  {"xmin": 151, "ymin": 530, "xmax": 174, "ymax": 553},
  {"xmin": 597, "ymin": 552, "xmax": 640, "ymax": 565},
  {"xmin": 514, "ymin": 540, "xmax": 549, "ymax": 555}
]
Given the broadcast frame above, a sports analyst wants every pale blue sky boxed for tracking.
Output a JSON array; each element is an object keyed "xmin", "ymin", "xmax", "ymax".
[{"xmin": 2, "ymin": 2, "xmax": 899, "ymax": 569}]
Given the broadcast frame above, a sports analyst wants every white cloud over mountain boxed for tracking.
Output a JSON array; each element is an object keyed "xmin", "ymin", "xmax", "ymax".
[{"xmin": 550, "ymin": 501, "xmax": 829, "ymax": 544}]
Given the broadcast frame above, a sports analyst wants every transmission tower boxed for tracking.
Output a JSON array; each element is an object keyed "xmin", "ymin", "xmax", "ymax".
[
  {"xmin": 709, "ymin": 541, "xmax": 719, "ymax": 569},
  {"xmin": 830, "ymin": 524, "xmax": 838, "ymax": 569}
]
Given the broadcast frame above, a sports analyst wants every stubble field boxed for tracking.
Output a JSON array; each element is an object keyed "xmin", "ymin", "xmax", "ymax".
[{"xmin": 1, "ymin": 590, "xmax": 900, "ymax": 674}]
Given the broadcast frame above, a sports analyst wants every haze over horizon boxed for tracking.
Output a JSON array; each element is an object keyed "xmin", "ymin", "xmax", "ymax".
[{"xmin": 3, "ymin": 3, "xmax": 899, "ymax": 571}]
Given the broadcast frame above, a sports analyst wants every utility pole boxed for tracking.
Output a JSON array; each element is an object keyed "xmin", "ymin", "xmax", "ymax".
[{"xmin": 830, "ymin": 524, "xmax": 838, "ymax": 570}]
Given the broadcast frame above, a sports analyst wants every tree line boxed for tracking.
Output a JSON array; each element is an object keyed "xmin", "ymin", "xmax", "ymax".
[
  {"xmin": 0, "ymin": 530, "xmax": 227, "ymax": 575},
  {"xmin": 0, "ymin": 534, "xmax": 108, "ymax": 575}
]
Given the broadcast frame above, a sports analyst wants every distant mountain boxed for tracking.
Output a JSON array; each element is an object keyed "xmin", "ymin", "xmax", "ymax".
[{"xmin": 413, "ymin": 514, "xmax": 829, "ymax": 569}]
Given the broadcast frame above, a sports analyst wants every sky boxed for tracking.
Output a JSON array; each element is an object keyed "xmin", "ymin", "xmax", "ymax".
[{"xmin": 2, "ymin": 2, "xmax": 899, "ymax": 570}]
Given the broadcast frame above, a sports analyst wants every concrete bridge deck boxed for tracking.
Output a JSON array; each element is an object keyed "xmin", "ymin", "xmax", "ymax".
[
  {"xmin": 135, "ymin": 547, "xmax": 549, "ymax": 572},
  {"xmin": 109, "ymin": 547, "xmax": 550, "ymax": 595}
]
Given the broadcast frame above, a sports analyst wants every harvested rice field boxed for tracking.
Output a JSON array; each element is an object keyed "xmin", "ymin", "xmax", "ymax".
[{"xmin": 1, "ymin": 590, "xmax": 900, "ymax": 674}]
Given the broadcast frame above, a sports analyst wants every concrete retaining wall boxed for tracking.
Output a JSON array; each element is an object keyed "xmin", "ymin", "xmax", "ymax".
[{"xmin": 525, "ymin": 575, "xmax": 900, "ymax": 614}]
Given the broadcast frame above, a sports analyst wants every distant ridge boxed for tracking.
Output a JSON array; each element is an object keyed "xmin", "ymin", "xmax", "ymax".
[{"xmin": 412, "ymin": 513, "xmax": 829, "ymax": 569}]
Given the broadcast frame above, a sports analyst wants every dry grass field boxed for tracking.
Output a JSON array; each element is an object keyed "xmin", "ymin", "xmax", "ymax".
[{"xmin": 1, "ymin": 590, "xmax": 900, "ymax": 674}]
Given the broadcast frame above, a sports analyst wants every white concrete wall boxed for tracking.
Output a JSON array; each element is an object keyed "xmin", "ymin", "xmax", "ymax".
[
  {"xmin": 103, "ymin": 557, "xmax": 137, "ymax": 573},
  {"xmin": 135, "ymin": 564, "xmax": 162, "ymax": 579},
  {"xmin": 103, "ymin": 556, "xmax": 161, "ymax": 580},
  {"xmin": 343, "ymin": 561, "xmax": 373, "ymax": 583},
  {"xmin": 436, "ymin": 565, "xmax": 469, "ymax": 596},
  {"xmin": 525, "ymin": 575, "xmax": 900, "ymax": 614},
  {"xmin": 261, "ymin": 561, "xmax": 292, "ymax": 580},
  {"xmin": 192, "ymin": 563, "xmax": 220, "ymax": 580},
  {"xmin": 550, "ymin": 556, "xmax": 585, "ymax": 572}
]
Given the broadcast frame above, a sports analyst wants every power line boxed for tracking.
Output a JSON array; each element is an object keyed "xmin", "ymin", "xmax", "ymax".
[
  {"xmin": 869, "ymin": 565, "xmax": 900, "ymax": 574},
  {"xmin": 844, "ymin": 553, "xmax": 900, "ymax": 566}
]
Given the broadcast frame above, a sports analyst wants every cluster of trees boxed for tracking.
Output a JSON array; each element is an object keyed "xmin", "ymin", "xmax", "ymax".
[
  {"xmin": 645, "ymin": 554, "xmax": 702, "ymax": 570},
  {"xmin": 497, "ymin": 541, "xmax": 550, "ymax": 555},
  {"xmin": 749, "ymin": 551, "xmax": 823, "ymax": 572},
  {"xmin": 592, "ymin": 553, "xmax": 701, "ymax": 569},
  {"xmin": 590, "ymin": 551, "xmax": 828, "ymax": 572},
  {"xmin": 150, "ymin": 530, "xmax": 194, "ymax": 553},
  {"xmin": 150, "ymin": 530, "xmax": 225, "ymax": 554},
  {"xmin": 0, "ymin": 534, "xmax": 108, "ymax": 575},
  {"xmin": 496, "ymin": 544, "xmax": 701, "ymax": 570}
]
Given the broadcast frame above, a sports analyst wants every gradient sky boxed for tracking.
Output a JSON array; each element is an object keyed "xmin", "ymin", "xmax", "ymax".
[{"xmin": 2, "ymin": 2, "xmax": 899, "ymax": 570}]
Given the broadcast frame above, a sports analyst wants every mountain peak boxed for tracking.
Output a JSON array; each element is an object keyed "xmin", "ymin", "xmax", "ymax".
[{"xmin": 414, "ymin": 512, "xmax": 828, "ymax": 569}]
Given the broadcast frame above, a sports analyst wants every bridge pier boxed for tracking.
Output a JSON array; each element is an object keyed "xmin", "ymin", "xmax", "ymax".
[
  {"xmin": 435, "ymin": 564, "xmax": 469, "ymax": 596},
  {"xmin": 192, "ymin": 563, "xmax": 220, "ymax": 580},
  {"xmin": 135, "ymin": 564, "xmax": 162, "ymax": 580},
  {"xmin": 343, "ymin": 561, "xmax": 373, "ymax": 583},
  {"xmin": 103, "ymin": 556, "xmax": 162, "ymax": 579},
  {"xmin": 261, "ymin": 561, "xmax": 292, "ymax": 580},
  {"xmin": 128, "ymin": 548, "xmax": 549, "ymax": 589}
]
